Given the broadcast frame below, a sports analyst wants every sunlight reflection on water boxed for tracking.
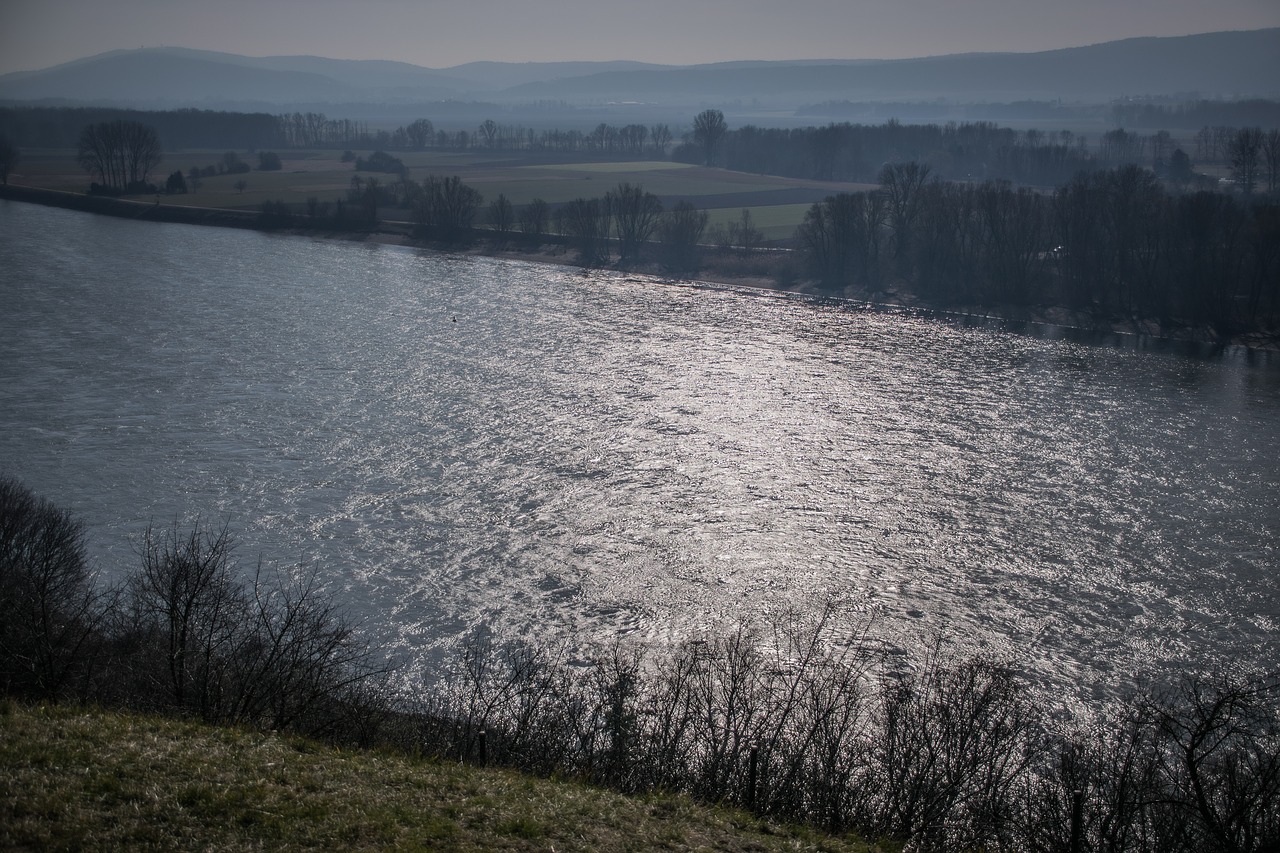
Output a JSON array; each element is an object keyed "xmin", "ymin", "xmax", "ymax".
[{"xmin": 2, "ymin": 200, "xmax": 1278, "ymax": 710}]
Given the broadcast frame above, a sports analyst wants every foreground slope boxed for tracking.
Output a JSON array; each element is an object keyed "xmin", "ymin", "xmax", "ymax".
[{"xmin": 1, "ymin": 703, "xmax": 883, "ymax": 852}]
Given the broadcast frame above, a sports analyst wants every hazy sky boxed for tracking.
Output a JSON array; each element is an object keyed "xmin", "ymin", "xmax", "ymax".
[{"xmin": 2, "ymin": 0, "xmax": 1277, "ymax": 74}]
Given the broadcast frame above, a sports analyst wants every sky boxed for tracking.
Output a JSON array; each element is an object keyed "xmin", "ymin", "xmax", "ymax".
[{"xmin": 2, "ymin": 0, "xmax": 1277, "ymax": 75}]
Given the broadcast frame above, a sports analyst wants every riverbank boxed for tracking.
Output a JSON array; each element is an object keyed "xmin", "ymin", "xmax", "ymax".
[{"xmin": 5, "ymin": 183, "xmax": 1276, "ymax": 352}]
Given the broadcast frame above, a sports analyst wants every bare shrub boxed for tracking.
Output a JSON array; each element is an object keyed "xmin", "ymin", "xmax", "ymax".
[
  {"xmin": 120, "ymin": 519, "xmax": 382, "ymax": 738},
  {"xmin": 0, "ymin": 476, "xmax": 112, "ymax": 700}
]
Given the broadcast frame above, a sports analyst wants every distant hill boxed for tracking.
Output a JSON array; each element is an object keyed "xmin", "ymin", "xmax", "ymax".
[
  {"xmin": 0, "ymin": 29, "xmax": 1275, "ymax": 111},
  {"xmin": 502, "ymin": 29, "xmax": 1280, "ymax": 103}
]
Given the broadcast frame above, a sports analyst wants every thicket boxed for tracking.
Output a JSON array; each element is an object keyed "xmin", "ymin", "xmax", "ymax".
[
  {"xmin": 800, "ymin": 163, "xmax": 1280, "ymax": 334},
  {"xmin": 3, "ymin": 474, "xmax": 1277, "ymax": 852}
]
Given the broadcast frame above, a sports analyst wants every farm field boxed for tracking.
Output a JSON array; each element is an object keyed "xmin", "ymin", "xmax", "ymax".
[{"xmin": 8, "ymin": 148, "xmax": 876, "ymax": 241}]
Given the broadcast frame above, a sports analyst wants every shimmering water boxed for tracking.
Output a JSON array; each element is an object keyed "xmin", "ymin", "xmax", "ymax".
[{"xmin": 2, "ymin": 200, "xmax": 1277, "ymax": 704}]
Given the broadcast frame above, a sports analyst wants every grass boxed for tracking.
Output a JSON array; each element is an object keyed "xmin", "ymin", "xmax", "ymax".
[
  {"xmin": 9, "ymin": 148, "xmax": 875, "ymax": 241},
  {"xmin": 0, "ymin": 701, "xmax": 890, "ymax": 852}
]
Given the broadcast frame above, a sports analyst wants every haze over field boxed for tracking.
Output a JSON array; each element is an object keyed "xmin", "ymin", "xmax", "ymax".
[{"xmin": 2, "ymin": 0, "xmax": 1277, "ymax": 75}]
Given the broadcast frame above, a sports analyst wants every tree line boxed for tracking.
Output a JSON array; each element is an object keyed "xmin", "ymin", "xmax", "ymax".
[
  {"xmin": 1112, "ymin": 99, "xmax": 1280, "ymax": 131},
  {"xmin": 675, "ymin": 119, "xmax": 1247, "ymax": 187},
  {"xmin": 3, "ymin": 475, "xmax": 1277, "ymax": 853},
  {"xmin": 799, "ymin": 162, "xmax": 1280, "ymax": 333},
  {"xmin": 253, "ymin": 171, "xmax": 714, "ymax": 276},
  {"xmin": 0, "ymin": 106, "xmax": 283, "ymax": 150},
  {"xmin": 7, "ymin": 102, "xmax": 1279, "ymax": 196},
  {"xmin": 65, "ymin": 116, "xmax": 1275, "ymax": 336}
]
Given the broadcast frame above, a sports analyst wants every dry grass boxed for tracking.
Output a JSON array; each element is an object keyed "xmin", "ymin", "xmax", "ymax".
[{"xmin": 0, "ymin": 701, "xmax": 889, "ymax": 852}]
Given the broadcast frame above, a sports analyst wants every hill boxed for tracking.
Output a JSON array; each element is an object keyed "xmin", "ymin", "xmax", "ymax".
[
  {"xmin": 0, "ymin": 29, "xmax": 1275, "ymax": 112},
  {"xmin": 0, "ymin": 702, "xmax": 882, "ymax": 852}
]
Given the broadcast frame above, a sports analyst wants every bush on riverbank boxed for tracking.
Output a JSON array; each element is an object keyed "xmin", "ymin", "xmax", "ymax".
[{"xmin": 2, "ymin": 474, "xmax": 1277, "ymax": 852}]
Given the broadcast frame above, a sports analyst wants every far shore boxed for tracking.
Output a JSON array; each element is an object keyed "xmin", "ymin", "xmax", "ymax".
[{"xmin": 4, "ymin": 183, "xmax": 1276, "ymax": 354}]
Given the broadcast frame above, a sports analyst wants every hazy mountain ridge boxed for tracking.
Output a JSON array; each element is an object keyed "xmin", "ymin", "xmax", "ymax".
[
  {"xmin": 501, "ymin": 29, "xmax": 1280, "ymax": 102},
  {"xmin": 1, "ymin": 29, "xmax": 1275, "ymax": 110}
]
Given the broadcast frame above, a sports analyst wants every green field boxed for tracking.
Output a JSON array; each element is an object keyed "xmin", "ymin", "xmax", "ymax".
[{"xmin": 12, "ymin": 148, "xmax": 875, "ymax": 241}]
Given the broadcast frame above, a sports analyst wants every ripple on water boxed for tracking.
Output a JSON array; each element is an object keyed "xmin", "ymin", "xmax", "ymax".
[{"xmin": 2, "ymin": 201, "xmax": 1279, "ymax": 710}]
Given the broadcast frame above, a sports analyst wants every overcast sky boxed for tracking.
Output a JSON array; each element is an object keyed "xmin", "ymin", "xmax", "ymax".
[{"xmin": 2, "ymin": 0, "xmax": 1277, "ymax": 75}]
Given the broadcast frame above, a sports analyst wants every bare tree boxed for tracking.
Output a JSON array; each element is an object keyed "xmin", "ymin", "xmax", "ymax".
[
  {"xmin": 880, "ymin": 161, "xmax": 932, "ymax": 271},
  {"xmin": 0, "ymin": 138, "xmax": 18, "ymax": 185},
  {"xmin": 1229, "ymin": 128, "xmax": 1264, "ymax": 194},
  {"xmin": 657, "ymin": 201, "xmax": 709, "ymax": 274},
  {"xmin": 619, "ymin": 124, "xmax": 648, "ymax": 156},
  {"xmin": 226, "ymin": 564, "xmax": 376, "ymax": 734},
  {"xmin": 76, "ymin": 120, "xmax": 163, "ymax": 191},
  {"xmin": 692, "ymin": 109, "xmax": 727, "ymax": 166},
  {"xmin": 0, "ymin": 477, "xmax": 111, "ymax": 700},
  {"xmin": 649, "ymin": 124, "xmax": 673, "ymax": 158},
  {"xmin": 798, "ymin": 192, "xmax": 885, "ymax": 289},
  {"xmin": 129, "ymin": 519, "xmax": 242, "ymax": 713},
  {"xmin": 1150, "ymin": 129, "xmax": 1173, "ymax": 171},
  {"xmin": 606, "ymin": 182, "xmax": 663, "ymax": 262},
  {"xmin": 1260, "ymin": 129, "xmax": 1280, "ymax": 195},
  {"xmin": 555, "ymin": 197, "xmax": 609, "ymax": 265},
  {"xmin": 487, "ymin": 193, "xmax": 514, "ymax": 239},
  {"xmin": 411, "ymin": 174, "xmax": 485, "ymax": 243},
  {"xmin": 727, "ymin": 208, "xmax": 764, "ymax": 254},
  {"xmin": 518, "ymin": 197, "xmax": 550, "ymax": 241},
  {"xmin": 1150, "ymin": 674, "xmax": 1280, "ymax": 853}
]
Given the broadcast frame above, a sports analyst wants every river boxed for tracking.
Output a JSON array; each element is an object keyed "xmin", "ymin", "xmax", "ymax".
[{"xmin": 2, "ymin": 199, "xmax": 1277, "ymax": 706}]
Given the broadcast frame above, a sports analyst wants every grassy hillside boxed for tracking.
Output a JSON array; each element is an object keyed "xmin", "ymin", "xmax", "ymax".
[{"xmin": 0, "ymin": 702, "xmax": 887, "ymax": 852}]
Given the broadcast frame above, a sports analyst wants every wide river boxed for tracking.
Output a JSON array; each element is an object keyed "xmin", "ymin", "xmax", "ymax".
[{"xmin": 2, "ymin": 200, "xmax": 1277, "ymax": 706}]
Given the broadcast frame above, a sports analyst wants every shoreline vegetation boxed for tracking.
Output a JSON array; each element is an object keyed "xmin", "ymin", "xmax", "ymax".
[
  {"xmin": 2, "ymin": 106, "xmax": 1277, "ymax": 350},
  {"xmin": 3, "ymin": 180, "xmax": 1277, "ymax": 354},
  {"xmin": 3, "ymin": 476, "xmax": 1279, "ymax": 852}
]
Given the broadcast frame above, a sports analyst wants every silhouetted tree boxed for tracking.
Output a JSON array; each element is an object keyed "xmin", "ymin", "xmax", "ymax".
[
  {"xmin": 1262, "ymin": 130, "xmax": 1280, "ymax": 195},
  {"xmin": 411, "ymin": 174, "xmax": 484, "ymax": 243},
  {"xmin": 354, "ymin": 150, "xmax": 405, "ymax": 174},
  {"xmin": 798, "ymin": 192, "xmax": 886, "ymax": 290},
  {"xmin": 1229, "ymin": 128, "xmax": 1264, "ymax": 194},
  {"xmin": 76, "ymin": 119, "xmax": 163, "ymax": 191},
  {"xmin": 619, "ymin": 124, "xmax": 647, "ymax": 156},
  {"xmin": 487, "ymin": 193, "xmax": 514, "ymax": 237},
  {"xmin": 221, "ymin": 150, "xmax": 249, "ymax": 174},
  {"xmin": 128, "ymin": 520, "xmax": 241, "ymax": 712},
  {"xmin": 1168, "ymin": 149, "xmax": 1195, "ymax": 188},
  {"xmin": 404, "ymin": 118, "xmax": 434, "ymax": 150},
  {"xmin": 657, "ymin": 201, "xmax": 709, "ymax": 275},
  {"xmin": 880, "ymin": 162, "xmax": 932, "ymax": 274},
  {"xmin": 0, "ymin": 477, "xmax": 111, "ymax": 701},
  {"xmin": 0, "ymin": 138, "xmax": 17, "ymax": 185},
  {"xmin": 257, "ymin": 151, "xmax": 282, "ymax": 171},
  {"xmin": 519, "ymin": 197, "xmax": 550, "ymax": 242},
  {"xmin": 727, "ymin": 208, "xmax": 765, "ymax": 254},
  {"xmin": 649, "ymin": 124, "xmax": 672, "ymax": 158},
  {"xmin": 556, "ymin": 197, "xmax": 609, "ymax": 265},
  {"xmin": 692, "ymin": 109, "xmax": 727, "ymax": 166},
  {"xmin": 606, "ymin": 182, "xmax": 662, "ymax": 262}
]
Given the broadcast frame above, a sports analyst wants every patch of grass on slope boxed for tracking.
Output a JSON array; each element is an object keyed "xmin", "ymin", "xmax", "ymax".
[{"xmin": 0, "ymin": 701, "xmax": 891, "ymax": 852}]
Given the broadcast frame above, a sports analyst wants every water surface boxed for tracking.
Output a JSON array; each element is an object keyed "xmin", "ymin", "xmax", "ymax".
[{"xmin": 2, "ymin": 200, "xmax": 1277, "ymax": 704}]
